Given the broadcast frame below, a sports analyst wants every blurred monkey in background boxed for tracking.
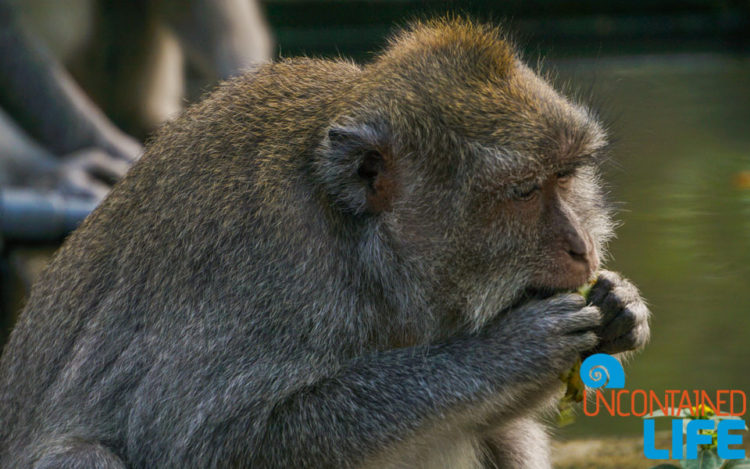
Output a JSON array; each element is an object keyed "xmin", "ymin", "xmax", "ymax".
[{"xmin": 0, "ymin": 0, "xmax": 272, "ymax": 199}]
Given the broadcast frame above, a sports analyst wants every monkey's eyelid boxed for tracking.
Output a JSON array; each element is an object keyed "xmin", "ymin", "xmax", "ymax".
[
  {"xmin": 556, "ymin": 168, "xmax": 577, "ymax": 179},
  {"xmin": 510, "ymin": 182, "xmax": 541, "ymax": 200}
]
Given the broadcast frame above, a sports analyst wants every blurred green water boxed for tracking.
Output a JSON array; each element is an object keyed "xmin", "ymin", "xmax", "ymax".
[{"xmin": 552, "ymin": 54, "xmax": 750, "ymax": 438}]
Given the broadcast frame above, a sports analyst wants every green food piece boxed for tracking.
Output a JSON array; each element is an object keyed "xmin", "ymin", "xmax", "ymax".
[
  {"xmin": 556, "ymin": 396, "xmax": 577, "ymax": 427},
  {"xmin": 557, "ymin": 276, "xmax": 598, "ymax": 426},
  {"xmin": 557, "ymin": 357, "xmax": 583, "ymax": 426},
  {"xmin": 577, "ymin": 281, "xmax": 595, "ymax": 301}
]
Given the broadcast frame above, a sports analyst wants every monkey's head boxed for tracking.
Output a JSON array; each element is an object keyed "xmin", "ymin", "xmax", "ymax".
[{"xmin": 315, "ymin": 18, "xmax": 613, "ymax": 329}]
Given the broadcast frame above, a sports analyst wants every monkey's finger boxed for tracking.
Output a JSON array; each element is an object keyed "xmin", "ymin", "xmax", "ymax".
[
  {"xmin": 100, "ymin": 131, "xmax": 143, "ymax": 163},
  {"xmin": 58, "ymin": 167, "xmax": 110, "ymax": 201},
  {"xmin": 566, "ymin": 331, "xmax": 600, "ymax": 355},
  {"xmin": 597, "ymin": 322, "xmax": 649, "ymax": 354},
  {"xmin": 599, "ymin": 286, "xmax": 626, "ymax": 319},
  {"xmin": 76, "ymin": 149, "xmax": 131, "ymax": 183},
  {"xmin": 599, "ymin": 283, "xmax": 643, "ymax": 325},
  {"xmin": 560, "ymin": 305, "xmax": 601, "ymax": 334},
  {"xmin": 546, "ymin": 293, "xmax": 587, "ymax": 314},
  {"xmin": 599, "ymin": 313, "xmax": 632, "ymax": 342},
  {"xmin": 587, "ymin": 270, "xmax": 621, "ymax": 306},
  {"xmin": 598, "ymin": 303, "xmax": 640, "ymax": 341},
  {"xmin": 87, "ymin": 159, "xmax": 130, "ymax": 187},
  {"xmin": 64, "ymin": 148, "xmax": 130, "ymax": 180}
]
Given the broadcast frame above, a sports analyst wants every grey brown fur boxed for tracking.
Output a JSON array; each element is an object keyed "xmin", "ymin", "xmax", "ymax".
[{"xmin": 0, "ymin": 18, "xmax": 650, "ymax": 468}]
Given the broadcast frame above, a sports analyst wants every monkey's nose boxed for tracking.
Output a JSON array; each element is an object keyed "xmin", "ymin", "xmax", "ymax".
[{"xmin": 566, "ymin": 237, "xmax": 588, "ymax": 263}]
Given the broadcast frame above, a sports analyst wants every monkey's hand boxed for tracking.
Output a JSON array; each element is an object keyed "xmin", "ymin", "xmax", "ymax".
[
  {"xmin": 488, "ymin": 294, "xmax": 601, "ymax": 387},
  {"xmin": 587, "ymin": 270, "xmax": 650, "ymax": 354},
  {"xmin": 57, "ymin": 148, "xmax": 132, "ymax": 201}
]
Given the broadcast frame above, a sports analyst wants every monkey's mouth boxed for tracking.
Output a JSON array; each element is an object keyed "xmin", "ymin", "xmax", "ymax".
[{"xmin": 521, "ymin": 285, "xmax": 572, "ymax": 302}]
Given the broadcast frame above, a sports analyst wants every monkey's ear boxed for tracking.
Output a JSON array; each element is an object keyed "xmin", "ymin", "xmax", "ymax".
[{"xmin": 316, "ymin": 123, "xmax": 395, "ymax": 215}]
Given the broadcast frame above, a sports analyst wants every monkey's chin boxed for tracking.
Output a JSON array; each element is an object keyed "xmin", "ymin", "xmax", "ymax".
[{"xmin": 527, "ymin": 267, "xmax": 594, "ymax": 299}]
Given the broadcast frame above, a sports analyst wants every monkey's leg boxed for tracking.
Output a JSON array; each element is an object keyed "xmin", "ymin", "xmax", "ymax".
[
  {"xmin": 483, "ymin": 417, "xmax": 551, "ymax": 469},
  {"xmin": 28, "ymin": 437, "xmax": 126, "ymax": 469}
]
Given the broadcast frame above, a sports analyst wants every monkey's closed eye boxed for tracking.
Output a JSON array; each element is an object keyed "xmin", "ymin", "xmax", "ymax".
[
  {"xmin": 556, "ymin": 168, "xmax": 577, "ymax": 186},
  {"xmin": 511, "ymin": 182, "xmax": 541, "ymax": 201}
]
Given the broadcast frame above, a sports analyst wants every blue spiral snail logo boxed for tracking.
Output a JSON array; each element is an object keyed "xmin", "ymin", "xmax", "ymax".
[{"xmin": 580, "ymin": 353, "xmax": 625, "ymax": 389}]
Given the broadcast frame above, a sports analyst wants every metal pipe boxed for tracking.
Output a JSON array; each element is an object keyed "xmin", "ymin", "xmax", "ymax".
[{"xmin": 0, "ymin": 188, "xmax": 97, "ymax": 241}]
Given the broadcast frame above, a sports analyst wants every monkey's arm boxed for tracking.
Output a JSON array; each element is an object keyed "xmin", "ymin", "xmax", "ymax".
[
  {"xmin": 251, "ymin": 296, "xmax": 599, "ymax": 468},
  {"xmin": 0, "ymin": 0, "xmax": 140, "ymax": 161},
  {"xmin": 255, "ymin": 340, "xmax": 520, "ymax": 468}
]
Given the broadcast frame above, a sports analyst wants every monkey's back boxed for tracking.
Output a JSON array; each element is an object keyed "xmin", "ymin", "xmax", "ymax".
[{"xmin": 0, "ymin": 58, "xmax": 365, "ymax": 465}]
